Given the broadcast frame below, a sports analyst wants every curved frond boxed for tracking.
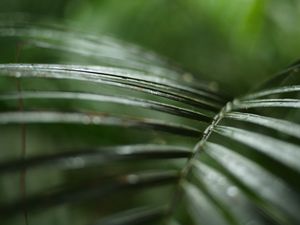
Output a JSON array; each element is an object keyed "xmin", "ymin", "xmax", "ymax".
[{"xmin": 0, "ymin": 22, "xmax": 299, "ymax": 225}]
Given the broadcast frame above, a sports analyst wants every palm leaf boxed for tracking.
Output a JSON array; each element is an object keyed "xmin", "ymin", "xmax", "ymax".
[{"xmin": 0, "ymin": 22, "xmax": 299, "ymax": 225}]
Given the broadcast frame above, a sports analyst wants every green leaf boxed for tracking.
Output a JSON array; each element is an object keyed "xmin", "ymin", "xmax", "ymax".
[
  {"xmin": 0, "ymin": 170, "xmax": 178, "ymax": 217},
  {"xmin": 91, "ymin": 206, "xmax": 166, "ymax": 225},
  {"xmin": 234, "ymin": 98, "xmax": 300, "ymax": 109},
  {"xmin": 0, "ymin": 21, "xmax": 300, "ymax": 225},
  {"xmin": 0, "ymin": 145, "xmax": 191, "ymax": 174},
  {"xmin": 226, "ymin": 112, "xmax": 300, "ymax": 139},
  {"xmin": 0, "ymin": 91, "xmax": 212, "ymax": 122},
  {"xmin": 0, "ymin": 64, "xmax": 223, "ymax": 111},
  {"xmin": 204, "ymin": 142, "xmax": 300, "ymax": 225},
  {"xmin": 0, "ymin": 111, "xmax": 201, "ymax": 137},
  {"xmin": 214, "ymin": 125, "xmax": 300, "ymax": 172},
  {"xmin": 243, "ymin": 85, "xmax": 300, "ymax": 99},
  {"xmin": 183, "ymin": 181, "xmax": 230, "ymax": 225}
]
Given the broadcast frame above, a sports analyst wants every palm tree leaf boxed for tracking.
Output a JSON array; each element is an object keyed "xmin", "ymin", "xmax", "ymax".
[
  {"xmin": 0, "ymin": 91, "xmax": 212, "ymax": 122},
  {"xmin": 183, "ymin": 181, "xmax": 231, "ymax": 225},
  {"xmin": 225, "ymin": 112, "xmax": 300, "ymax": 139},
  {"xmin": 0, "ymin": 170, "xmax": 178, "ymax": 217},
  {"xmin": 91, "ymin": 206, "xmax": 166, "ymax": 225},
  {"xmin": 0, "ymin": 21, "xmax": 299, "ymax": 225},
  {"xmin": 203, "ymin": 143, "xmax": 300, "ymax": 225},
  {"xmin": 0, "ymin": 145, "xmax": 191, "ymax": 174},
  {"xmin": 0, "ymin": 64, "xmax": 223, "ymax": 111},
  {"xmin": 0, "ymin": 22, "xmax": 225, "ymax": 96},
  {"xmin": 214, "ymin": 125, "xmax": 300, "ymax": 172},
  {"xmin": 0, "ymin": 111, "xmax": 201, "ymax": 137},
  {"xmin": 234, "ymin": 98, "xmax": 300, "ymax": 109},
  {"xmin": 191, "ymin": 161, "xmax": 265, "ymax": 225},
  {"xmin": 242, "ymin": 85, "xmax": 300, "ymax": 99}
]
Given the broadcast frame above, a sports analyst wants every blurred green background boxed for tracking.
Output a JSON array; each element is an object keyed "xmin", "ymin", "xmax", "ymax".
[{"xmin": 1, "ymin": 0, "xmax": 300, "ymax": 95}]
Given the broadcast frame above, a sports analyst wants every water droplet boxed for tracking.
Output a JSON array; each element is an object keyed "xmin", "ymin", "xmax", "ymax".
[
  {"xmin": 82, "ymin": 115, "xmax": 91, "ymax": 124},
  {"xmin": 225, "ymin": 102, "xmax": 232, "ymax": 112},
  {"xmin": 118, "ymin": 147, "xmax": 132, "ymax": 155},
  {"xmin": 182, "ymin": 73, "xmax": 194, "ymax": 83},
  {"xmin": 227, "ymin": 186, "xmax": 239, "ymax": 197},
  {"xmin": 126, "ymin": 174, "xmax": 139, "ymax": 184},
  {"xmin": 65, "ymin": 157, "xmax": 85, "ymax": 168},
  {"xmin": 15, "ymin": 72, "xmax": 21, "ymax": 78},
  {"xmin": 92, "ymin": 116, "xmax": 101, "ymax": 124},
  {"xmin": 246, "ymin": 220, "xmax": 260, "ymax": 225},
  {"xmin": 209, "ymin": 82, "xmax": 219, "ymax": 91}
]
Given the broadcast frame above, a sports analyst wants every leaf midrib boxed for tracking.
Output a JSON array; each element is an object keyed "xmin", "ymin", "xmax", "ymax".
[{"xmin": 165, "ymin": 100, "xmax": 234, "ymax": 220}]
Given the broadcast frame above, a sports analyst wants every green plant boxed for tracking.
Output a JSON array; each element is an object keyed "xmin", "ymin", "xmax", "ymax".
[{"xmin": 0, "ymin": 21, "xmax": 299, "ymax": 225}]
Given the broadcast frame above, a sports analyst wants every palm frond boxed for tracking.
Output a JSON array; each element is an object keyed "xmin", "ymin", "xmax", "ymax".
[{"xmin": 0, "ymin": 22, "xmax": 299, "ymax": 225}]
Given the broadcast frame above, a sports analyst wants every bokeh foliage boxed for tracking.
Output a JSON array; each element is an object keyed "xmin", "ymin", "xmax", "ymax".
[{"xmin": 1, "ymin": 0, "xmax": 300, "ymax": 94}]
